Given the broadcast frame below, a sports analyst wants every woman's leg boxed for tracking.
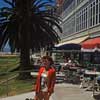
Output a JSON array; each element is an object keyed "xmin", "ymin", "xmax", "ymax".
[
  {"xmin": 35, "ymin": 92, "xmax": 44, "ymax": 100},
  {"xmin": 42, "ymin": 92, "xmax": 50, "ymax": 100}
]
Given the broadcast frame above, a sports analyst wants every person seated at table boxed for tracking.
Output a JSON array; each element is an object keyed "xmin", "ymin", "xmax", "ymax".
[
  {"xmin": 61, "ymin": 57, "xmax": 69, "ymax": 70},
  {"xmin": 97, "ymin": 75, "xmax": 100, "ymax": 85},
  {"xmin": 67, "ymin": 57, "xmax": 72, "ymax": 64},
  {"xmin": 73, "ymin": 59, "xmax": 80, "ymax": 67}
]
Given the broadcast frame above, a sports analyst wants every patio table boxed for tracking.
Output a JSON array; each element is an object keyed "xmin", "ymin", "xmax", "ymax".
[{"xmin": 82, "ymin": 70, "xmax": 100, "ymax": 96}]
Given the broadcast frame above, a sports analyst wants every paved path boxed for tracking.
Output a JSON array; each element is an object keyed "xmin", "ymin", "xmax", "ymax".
[
  {"xmin": 52, "ymin": 83, "xmax": 95, "ymax": 100},
  {"xmin": 0, "ymin": 72, "xmax": 99, "ymax": 100},
  {"xmin": 1, "ymin": 83, "xmax": 97, "ymax": 100}
]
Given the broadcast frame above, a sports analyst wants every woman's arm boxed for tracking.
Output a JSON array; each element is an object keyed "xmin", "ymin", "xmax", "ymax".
[{"xmin": 48, "ymin": 69, "xmax": 56, "ymax": 94}]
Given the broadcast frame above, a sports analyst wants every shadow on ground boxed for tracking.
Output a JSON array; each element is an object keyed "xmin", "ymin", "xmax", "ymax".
[{"xmin": 93, "ymin": 94, "xmax": 100, "ymax": 100}]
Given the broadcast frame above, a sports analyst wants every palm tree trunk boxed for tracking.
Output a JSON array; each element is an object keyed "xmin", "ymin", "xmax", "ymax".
[
  {"xmin": 15, "ymin": 0, "xmax": 32, "ymax": 79},
  {"xmin": 18, "ymin": 18, "xmax": 33, "ymax": 79},
  {"xmin": 19, "ymin": 46, "xmax": 31, "ymax": 79}
]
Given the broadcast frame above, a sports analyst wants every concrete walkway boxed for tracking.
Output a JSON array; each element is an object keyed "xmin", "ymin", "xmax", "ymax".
[
  {"xmin": 0, "ymin": 83, "xmax": 97, "ymax": 100},
  {"xmin": 0, "ymin": 72, "xmax": 99, "ymax": 100},
  {"xmin": 52, "ymin": 83, "xmax": 95, "ymax": 100}
]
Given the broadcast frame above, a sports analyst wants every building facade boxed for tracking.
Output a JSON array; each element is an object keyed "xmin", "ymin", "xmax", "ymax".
[
  {"xmin": 57, "ymin": 0, "xmax": 100, "ymax": 43},
  {"xmin": 55, "ymin": 0, "xmax": 100, "ymax": 65}
]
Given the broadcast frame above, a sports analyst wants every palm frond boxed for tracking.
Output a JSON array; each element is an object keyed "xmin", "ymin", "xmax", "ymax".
[{"xmin": 3, "ymin": 0, "xmax": 15, "ymax": 8}]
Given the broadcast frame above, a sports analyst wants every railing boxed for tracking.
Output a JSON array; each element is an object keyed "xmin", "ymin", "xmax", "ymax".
[{"xmin": 0, "ymin": 69, "xmax": 38, "ymax": 98}]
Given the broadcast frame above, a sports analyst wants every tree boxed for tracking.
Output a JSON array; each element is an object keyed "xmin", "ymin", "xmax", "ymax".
[{"xmin": 0, "ymin": 0, "xmax": 62, "ymax": 79}]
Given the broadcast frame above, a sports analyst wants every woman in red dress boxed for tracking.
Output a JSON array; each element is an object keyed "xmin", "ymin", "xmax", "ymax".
[{"xmin": 34, "ymin": 56, "xmax": 56, "ymax": 100}]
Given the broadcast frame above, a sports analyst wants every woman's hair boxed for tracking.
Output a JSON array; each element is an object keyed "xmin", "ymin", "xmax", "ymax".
[{"xmin": 42, "ymin": 55, "xmax": 54, "ymax": 65}]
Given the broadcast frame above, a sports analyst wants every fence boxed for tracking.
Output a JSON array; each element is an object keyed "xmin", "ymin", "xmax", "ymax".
[
  {"xmin": 0, "ymin": 69, "xmax": 37, "ymax": 98},
  {"xmin": 0, "ymin": 55, "xmax": 38, "ymax": 98}
]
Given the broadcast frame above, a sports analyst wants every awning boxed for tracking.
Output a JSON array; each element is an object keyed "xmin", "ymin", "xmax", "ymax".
[
  {"xmin": 81, "ymin": 37, "xmax": 100, "ymax": 52},
  {"xmin": 55, "ymin": 36, "xmax": 88, "ymax": 47},
  {"xmin": 55, "ymin": 43, "xmax": 81, "ymax": 50},
  {"xmin": 54, "ymin": 36, "xmax": 89, "ymax": 50}
]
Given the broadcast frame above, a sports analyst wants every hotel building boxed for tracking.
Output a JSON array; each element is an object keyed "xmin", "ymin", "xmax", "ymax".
[
  {"xmin": 57, "ymin": 0, "xmax": 100, "ymax": 45},
  {"xmin": 55, "ymin": 0, "xmax": 100, "ymax": 65}
]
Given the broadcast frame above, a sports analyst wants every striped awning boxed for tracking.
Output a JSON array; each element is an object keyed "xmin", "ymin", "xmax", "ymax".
[
  {"xmin": 81, "ymin": 37, "xmax": 100, "ymax": 52},
  {"xmin": 55, "ymin": 36, "xmax": 88, "ymax": 47}
]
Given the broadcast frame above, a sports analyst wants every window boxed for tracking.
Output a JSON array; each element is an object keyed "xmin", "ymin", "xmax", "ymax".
[
  {"xmin": 94, "ymin": 52, "xmax": 100, "ymax": 64},
  {"xmin": 83, "ymin": 53, "xmax": 91, "ymax": 62},
  {"xmin": 92, "ymin": 2, "xmax": 95, "ymax": 25},
  {"xmin": 88, "ymin": 0, "xmax": 100, "ymax": 27},
  {"xmin": 89, "ymin": 3, "xmax": 93, "ymax": 26},
  {"xmin": 77, "ymin": 0, "xmax": 83, "ymax": 5},
  {"xmin": 99, "ymin": 0, "xmax": 100, "ymax": 23},
  {"xmin": 85, "ymin": 8, "xmax": 88, "ymax": 28},
  {"xmin": 80, "ymin": 11, "xmax": 82, "ymax": 30},
  {"xmin": 96, "ymin": 0, "xmax": 99, "ymax": 24},
  {"xmin": 63, "ymin": 16, "xmax": 75, "ymax": 36},
  {"xmin": 76, "ymin": 6, "xmax": 88, "ymax": 32}
]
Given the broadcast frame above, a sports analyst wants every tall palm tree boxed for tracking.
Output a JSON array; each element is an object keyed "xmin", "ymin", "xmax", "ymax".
[{"xmin": 0, "ymin": 0, "xmax": 62, "ymax": 79}]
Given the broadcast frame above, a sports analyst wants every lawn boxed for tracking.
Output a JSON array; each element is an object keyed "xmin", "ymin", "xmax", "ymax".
[{"xmin": 0, "ymin": 55, "xmax": 36, "ymax": 97}]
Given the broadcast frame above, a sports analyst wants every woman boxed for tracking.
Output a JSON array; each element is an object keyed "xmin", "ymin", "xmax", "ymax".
[{"xmin": 34, "ymin": 56, "xmax": 56, "ymax": 100}]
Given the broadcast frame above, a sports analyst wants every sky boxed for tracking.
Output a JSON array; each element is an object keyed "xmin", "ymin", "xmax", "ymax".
[
  {"xmin": 0, "ymin": 0, "xmax": 55, "ymax": 8},
  {"xmin": 0, "ymin": 0, "xmax": 9, "ymax": 8},
  {"xmin": 0, "ymin": 0, "xmax": 10, "ymax": 52}
]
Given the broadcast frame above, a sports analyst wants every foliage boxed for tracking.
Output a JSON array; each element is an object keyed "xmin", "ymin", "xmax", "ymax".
[
  {"xmin": 0, "ymin": 79, "xmax": 35, "ymax": 97},
  {"xmin": 0, "ymin": 0, "xmax": 62, "ymax": 51},
  {"xmin": 0, "ymin": 0, "xmax": 62, "ymax": 79}
]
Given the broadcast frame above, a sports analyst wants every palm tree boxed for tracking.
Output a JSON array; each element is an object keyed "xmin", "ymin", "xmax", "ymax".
[{"xmin": 0, "ymin": 0, "xmax": 62, "ymax": 79}]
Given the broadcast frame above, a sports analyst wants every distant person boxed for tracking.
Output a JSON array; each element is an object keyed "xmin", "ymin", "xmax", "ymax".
[
  {"xmin": 62, "ymin": 57, "xmax": 69, "ymax": 70},
  {"xmin": 30, "ymin": 57, "xmax": 34, "ymax": 64},
  {"xmin": 67, "ymin": 57, "xmax": 72, "ymax": 64},
  {"xmin": 34, "ymin": 56, "xmax": 56, "ymax": 100},
  {"xmin": 63, "ymin": 57, "xmax": 72, "ymax": 68},
  {"xmin": 57, "ymin": 64, "xmax": 62, "ymax": 74},
  {"xmin": 97, "ymin": 75, "xmax": 100, "ymax": 85},
  {"xmin": 37, "ymin": 59, "xmax": 42, "ymax": 65}
]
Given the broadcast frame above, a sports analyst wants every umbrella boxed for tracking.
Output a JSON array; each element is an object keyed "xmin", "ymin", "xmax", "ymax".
[{"xmin": 55, "ymin": 43, "xmax": 81, "ymax": 50}]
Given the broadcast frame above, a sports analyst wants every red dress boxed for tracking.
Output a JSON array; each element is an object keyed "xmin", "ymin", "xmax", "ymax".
[{"xmin": 35, "ymin": 66, "xmax": 56, "ymax": 94}]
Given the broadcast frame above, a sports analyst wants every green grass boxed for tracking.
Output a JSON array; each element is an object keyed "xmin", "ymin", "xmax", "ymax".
[
  {"xmin": 0, "ymin": 55, "xmax": 36, "ymax": 97},
  {"xmin": 0, "ymin": 79, "xmax": 36, "ymax": 97},
  {"xmin": 0, "ymin": 55, "xmax": 19, "ymax": 80}
]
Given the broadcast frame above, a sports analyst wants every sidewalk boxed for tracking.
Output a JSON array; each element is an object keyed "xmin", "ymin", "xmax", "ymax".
[
  {"xmin": 0, "ymin": 72, "xmax": 97, "ymax": 100},
  {"xmin": 1, "ymin": 83, "xmax": 96, "ymax": 100},
  {"xmin": 52, "ymin": 83, "xmax": 95, "ymax": 100}
]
